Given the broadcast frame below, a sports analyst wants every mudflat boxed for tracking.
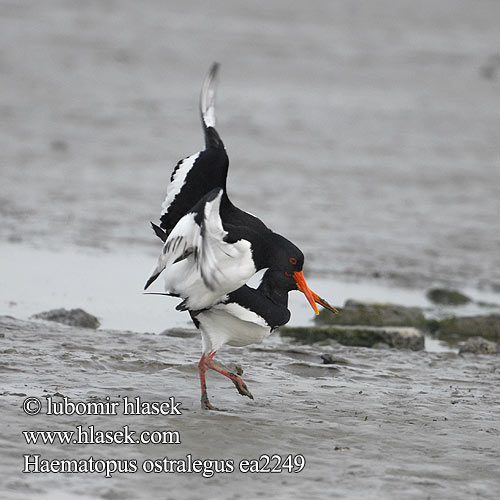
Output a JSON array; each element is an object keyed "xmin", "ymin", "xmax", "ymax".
[{"xmin": 1, "ymin": 316, "xmax": 499, "ymax": 500}]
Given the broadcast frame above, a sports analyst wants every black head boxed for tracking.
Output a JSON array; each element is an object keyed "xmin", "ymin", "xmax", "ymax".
[
  {"xmin": 256, "ymin": 233, "xmax": 338, "ymax": 316},
  {"xmin": 258, "ymin": 268, "xmax": 300, "ymax": 294},
  {"xmin": 265, "ymin": 232, "xmax": 305, "ymax": 274},
  {"xmin": 257, "ymin": 267, "xmax": 338, "ymax": 317}
]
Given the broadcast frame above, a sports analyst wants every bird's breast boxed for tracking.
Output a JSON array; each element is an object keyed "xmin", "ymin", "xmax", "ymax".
[{"xmin": 196, "ymin": 305, "xmax": 273, "ymax": 351}]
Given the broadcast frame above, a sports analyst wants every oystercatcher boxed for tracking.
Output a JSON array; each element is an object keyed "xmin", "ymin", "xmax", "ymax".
[
  {"xmin": 144, "ymin": 63, "xmax": 323, "ymax": 312},
  {"xmin": 192, "ymin": 269, "xmax": 338, "ymax": 410},
  {"xmin": 145, "ymin": 63, "xmax": 338, "ymax": 408}
]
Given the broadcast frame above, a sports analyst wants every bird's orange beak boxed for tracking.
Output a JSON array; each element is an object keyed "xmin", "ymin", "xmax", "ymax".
[{"xmin": 293, "ymin": 271, "xmax": 339, "ymax": 315}]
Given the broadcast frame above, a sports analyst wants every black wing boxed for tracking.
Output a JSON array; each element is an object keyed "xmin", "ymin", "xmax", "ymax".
[{"xmin": 158, "ymin": 63, "xmax": 229, "ymax": 237}]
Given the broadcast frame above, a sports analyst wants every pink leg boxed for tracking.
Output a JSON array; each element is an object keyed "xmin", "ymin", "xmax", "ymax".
[
  {"xmin": 198, "ymin": 353, "xmax": 217, "ymax": 410},
  {"xmin": 205, "ymin": 351, "xmax": 253, "ymax": 399}
]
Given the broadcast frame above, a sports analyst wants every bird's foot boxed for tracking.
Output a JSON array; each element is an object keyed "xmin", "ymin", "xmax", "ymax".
[
  {"xmin": 203, "ymin": 351, "xmax": 254, "ymax": 401},
  {"xmin": 201, "ymin": 399, "xmax": 220, "ymax": 411},
  {"xmin": 231, "ymin": 377, "xmax": 254, "ymax": 399},
  {"xmin": 200, "ymin": 392, "xmax": 224, "ymax": 411}
]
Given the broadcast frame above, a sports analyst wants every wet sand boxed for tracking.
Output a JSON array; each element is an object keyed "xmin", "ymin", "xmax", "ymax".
[
  {"xmin": 2, "ymin": 1, "xmax": 500, "ymax": 498},
  {"xmin": 1, "ymin": 315, "xmax": 499, "ymax": 500}
]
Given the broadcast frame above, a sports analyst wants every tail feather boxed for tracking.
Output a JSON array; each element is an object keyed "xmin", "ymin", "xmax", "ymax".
[
  {"xmin": 144, "ymin": 269, "xmax": 162, "ymax": 290},
  {"xmin": 200, "ymin": 62, "xmax": 223, "ymax": 149},
  {"xmin": 144, "ymin": 255, "xmax": 167, "ymax": 290},
  {"xmin": 151, "ymin": 221, "xmax": 168, "ymax": 242}
]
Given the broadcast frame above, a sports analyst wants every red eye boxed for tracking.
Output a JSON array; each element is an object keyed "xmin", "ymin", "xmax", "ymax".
[
  {"xmin": 289, "ymin": 258, "xmax": 297, "ymax": 265},
  {"xmin": 285, "ymin": 271, "xmax": 292, "ymax": 277}
]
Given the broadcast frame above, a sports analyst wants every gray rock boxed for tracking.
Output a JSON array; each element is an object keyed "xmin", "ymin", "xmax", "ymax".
[
  {"xmin": 315, "ymin": 300, "xmax": 427, "ymax": 329},
  {"xmin": 436, "ymin": 314, "xmax": 500, "ymax": 343},
  {"xmin": 459, "ymin": 336, "xmax": 500, "ymax": 355},
  {"xmin": 32, "ymin": 308, "xmax": 100, "ymax": 329},
  {"xmin": 426, "ymin": 288, "xmax": 471, "ymax": 305},
  {"xmin": 320, "ymin": 353, "xmax": 349, "ymax": 365},
  {"xmin": 281, "ymin": 325, "xmax": 424, "ymax": 351},
  {"xmin": 160, "ymin": 328, "xmax": 198, "ymax": 338}
]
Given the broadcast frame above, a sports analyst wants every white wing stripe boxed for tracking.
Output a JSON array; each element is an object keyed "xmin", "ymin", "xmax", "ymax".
[
  {"xmin": 160, "ymin": 152, "xmax": 200, "ymax": 216},
  {"xmin": 159, "ymin": 213, "xmax": 200, "ymax": 269},
  {"xmin": 199, "ymin": 191, "xmax": 227, "ymax": 289}
]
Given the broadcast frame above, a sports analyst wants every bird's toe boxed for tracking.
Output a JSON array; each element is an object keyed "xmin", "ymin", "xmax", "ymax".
[
  {"xmin": 232, "ymin": 378, "xmax": 254, "ymax": 399},
  {"xmin": 201, "ymin": 400, "xmax": 220, "ymax": 411}
]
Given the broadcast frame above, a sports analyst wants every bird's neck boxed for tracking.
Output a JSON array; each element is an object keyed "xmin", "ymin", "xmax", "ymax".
[
  {"xmin": 246, "ymin": 231, "xmax": 281, "ymax": 271},
  {"xmin": 257, "ymin": 279, "xmax": 290, "ymax": 308},
  {"xmin": 220, "ymin": 190, "xmax": 233, "ymax": 210}
]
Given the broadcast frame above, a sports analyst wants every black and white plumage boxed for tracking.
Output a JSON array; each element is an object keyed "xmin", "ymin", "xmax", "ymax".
[
  {"xmin": 145, "ymin": 63, "xmax": 311, "ymax": 311},
  {"xmin": 193, "ymin": 269, "xmax": 292, "ymax": 354},
  {"xmin": 145, "ymin": 63, "xmax": 255, "ymax": 309},
  {"xmin": 147, "ymin": 187, "xmax": 257, "ymax": 311},
  {"xmin": 192, "ymin": 267, "xmax": 337, "ymax": 409},
  {"xmin": 145, "ymin": 63, "xmax": 338, "ymax": 409},
  {"xmin": 153, "ymin": 63, "xmax": 227, "ymax": 241}
]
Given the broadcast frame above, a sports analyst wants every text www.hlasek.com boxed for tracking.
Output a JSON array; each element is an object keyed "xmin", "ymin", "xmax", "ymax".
[{"xmin": 23, "ymin": 425, "xmax": 180, "ymax": 446}]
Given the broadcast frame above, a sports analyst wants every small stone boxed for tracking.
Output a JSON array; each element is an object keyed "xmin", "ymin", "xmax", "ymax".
[
  {"xmin": 459, "ymin": 336, "xmax": 500, "ymax": 355},
  {"xmin": 315, "ymin": 300, "xmax": 427, "ymax": 329},
  {"xmin": 320, "ymin": 354, "xmax": 348, "ymax": 365},
  {"xmin": 426, "ymin": 288, "xmax": 471, "ymax": 306},
  {"xmin": 281, "ymin": 325, "xmax": 424, "ymax": 351},
  {"xmin": 437, "ymin": 314, "xmax": 500, "ymax": 343},
  {"xmin": 32, "ymin": 308, "xmax": 100, "ymax": 329},
  {"xmin": 160, "ymin": 328, "xmax": 198, "ymax": 338}
]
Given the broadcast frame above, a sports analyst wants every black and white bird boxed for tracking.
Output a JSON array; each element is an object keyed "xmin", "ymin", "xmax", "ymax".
[
  {"xmin": 192, "ymin": 268, "xmax": 337, "ymax": 410},
  {"xmin": 145, "ymin": 64, "xmax": 319, "ymax": 311},
  {"xmin": 145, "ymin": 63, "xmax": 338, "ymax": 409}
]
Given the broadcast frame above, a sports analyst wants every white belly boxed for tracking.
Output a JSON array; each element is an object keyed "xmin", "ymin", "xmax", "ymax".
[{"xmin": 196, "ymin": 306, "xmax": 273, "ymax": 353}]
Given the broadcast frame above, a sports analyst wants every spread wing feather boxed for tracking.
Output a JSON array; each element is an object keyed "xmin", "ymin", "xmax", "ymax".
[
  {"xmin": 145, "ymin": 188, "xmax": 255, "ymax": 298},
  {"xmin": 158, "ymin": 63, "xmax": 228, "ymax": 237}
]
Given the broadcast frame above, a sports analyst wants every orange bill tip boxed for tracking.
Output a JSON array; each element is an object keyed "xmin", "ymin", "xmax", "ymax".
[
  {"xmin": 293, "ymin": 271, "xmax": 320, "ymax": 315},
  {"xmin": 293, "ymin": 271, "xmax": 338, "ymax": 315},
  {"xmin": 311, "ymin": 292, "xmax": 339, "ymax": 315}
]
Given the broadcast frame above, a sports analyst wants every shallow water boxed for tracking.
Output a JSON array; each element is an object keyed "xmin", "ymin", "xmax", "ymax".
[
  {"xmin": 1, "ymin": 0, "xmax": 500, "ymax": 293},
  {"xmin": 1, "ymin": 243, "xmax": 498, "ymax": 354}
]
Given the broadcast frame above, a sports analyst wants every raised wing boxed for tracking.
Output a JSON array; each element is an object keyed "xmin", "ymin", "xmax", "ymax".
[
  {"xmin": 157, "ymin": 63, "xmax": 229, "ymax": 238},
  {"xmin": 197, "ymin": 189, "xmax": 247, "ymax": 291},
  {"xmin": 144, "ymin": 211, "xmax": 201, "ymax": 290},
  {"xmin": 145, "ymin": 188, "xmax": 256, "ymax": 298}
]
